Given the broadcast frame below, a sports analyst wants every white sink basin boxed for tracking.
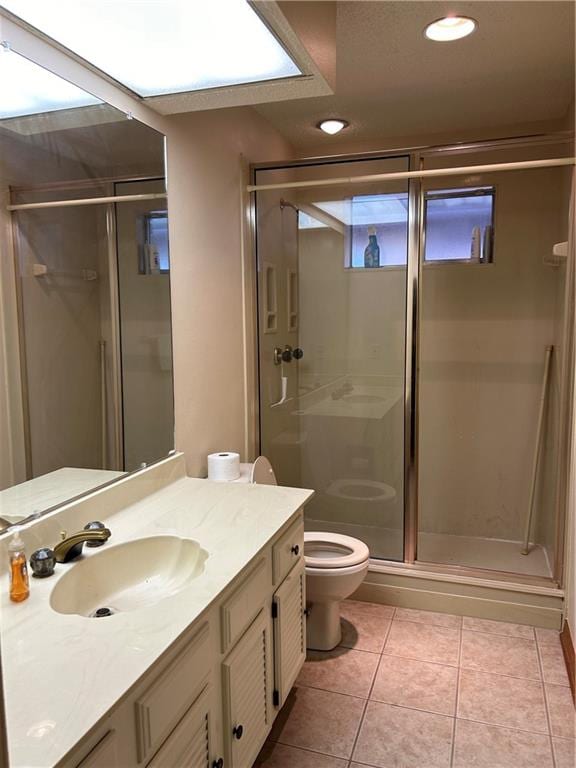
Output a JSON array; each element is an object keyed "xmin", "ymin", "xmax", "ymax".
[{"xmin": 50, "ymin": 536, "xmax": 208, "ymax": 618}]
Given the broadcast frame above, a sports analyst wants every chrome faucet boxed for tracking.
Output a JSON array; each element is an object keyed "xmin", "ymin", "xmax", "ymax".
[{"xmin": 54, "ymin": 527, "xmax": 111, "ymax": 563}]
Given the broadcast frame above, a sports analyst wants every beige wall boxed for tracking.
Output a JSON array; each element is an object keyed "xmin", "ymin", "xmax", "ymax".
[{"xmin": 165, "ymin": 107, "xmax": 293, "ymax": 478}]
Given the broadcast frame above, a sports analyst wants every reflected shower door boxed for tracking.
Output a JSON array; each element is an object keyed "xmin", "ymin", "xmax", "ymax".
[
  {"xmin": 256, "ymin": 156, "xmax": 410, "ymax": 561},
  {"xmin": 115, "ymin": 180, "xmax": 174, "ymax": 471}
]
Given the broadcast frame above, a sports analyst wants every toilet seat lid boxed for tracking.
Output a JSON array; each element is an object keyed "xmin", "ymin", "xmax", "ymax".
[
  {"xmin": 304, "ymin": 532, "xmax": 370, "ymax": 569},
  {"xmin": 251, "ymin": 456, "xmax": 277, "ymax": 485}
]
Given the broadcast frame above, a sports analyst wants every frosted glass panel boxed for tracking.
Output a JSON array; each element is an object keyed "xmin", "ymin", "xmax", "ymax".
[{"xmin": 2, "ymin": 0, "xmax": 301, "ymax": 97}]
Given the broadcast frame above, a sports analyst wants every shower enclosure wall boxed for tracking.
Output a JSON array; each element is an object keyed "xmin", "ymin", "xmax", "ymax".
[{"xmin": 253, "ymin": 137, "xmax": 574, "ymax": 588}]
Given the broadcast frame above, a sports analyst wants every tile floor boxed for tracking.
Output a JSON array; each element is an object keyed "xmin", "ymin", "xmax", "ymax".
[{"xmin": 254, "ymin": 600, "xmax": 575, "ymax": 768}]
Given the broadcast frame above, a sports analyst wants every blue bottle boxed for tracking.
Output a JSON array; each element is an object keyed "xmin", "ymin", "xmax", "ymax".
[{"xmin": 364, "ymin": 226, "xmax": 380, "ymax": 268}]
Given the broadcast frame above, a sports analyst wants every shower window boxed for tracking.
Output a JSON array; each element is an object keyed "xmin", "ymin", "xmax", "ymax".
[
  {"xmin": 424, "ymin": 186, "xmax": 495, "ymax": 264},
  {"xmin": 140, "ymin": 211, "xmax": 170, "ymax": 274}
]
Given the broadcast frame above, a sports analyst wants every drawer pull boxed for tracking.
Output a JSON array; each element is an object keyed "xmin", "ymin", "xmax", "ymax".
[
  {"xmin": 233, "ymin": 724, "xmax": 244, "ymax": 740},
  {"xmin": 212, "ymin": 759, "xmax": 224, "ymax": 768},
  {"xmin": 291, "ymin": 544, "xmax": 300, "ymax": 556}
]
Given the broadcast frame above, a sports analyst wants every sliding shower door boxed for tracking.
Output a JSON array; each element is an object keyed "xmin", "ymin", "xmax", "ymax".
[
  {"xmin": 255, "ymin": 156, "xmax": 410, "ymax": 561},
  {"xmin": 416, "ymin": 145, "xmax": 572, "ymax": 579}
]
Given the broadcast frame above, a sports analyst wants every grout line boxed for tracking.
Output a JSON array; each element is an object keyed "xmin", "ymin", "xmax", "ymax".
[
  {"xmin": 535, "ymin": 633, "xmax": 557, "ymax": 768},
  {"xmin": 455, "ymin": 715, "xmax": 551, "ymax": 737},
  {"xmin": 272, "ymin": 738, "xmax": 353, "ymax": 761},
  {"xmin": 346, "ymin": 611, "xmax": 396, "ymax": 763},
  {"xmin": 461, "ymin": 627, "xmax": 538, "ymax": 642},
  {"xmin": 335, "ymin": 645, "xmax": 382, "ymax": 656},
  {"xmin": 450, "ymin": 625, "xmax": 464, "ymax": 767},
  {"xmin": 293, "ymin": 681, "xmax": 372, "ymax": 701}
]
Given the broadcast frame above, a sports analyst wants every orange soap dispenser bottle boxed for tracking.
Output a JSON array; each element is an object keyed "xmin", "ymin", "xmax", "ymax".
[{"xmin": 9, "ymin": 528, "xmax": 30, "ymax": 603}]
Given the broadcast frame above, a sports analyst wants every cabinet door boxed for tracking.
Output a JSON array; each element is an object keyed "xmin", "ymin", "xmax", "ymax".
[
  {"xmin": 146, "ymin": 686, "xmax": 213, "ymax": 768},
  {"xmin": 75, "ymin": 731, "xmax": 119, "ymax": 768},
  {"xmin": 222, "ymin": 610, "xmax": 272, "ymax": 768},
  {"xmin": 272, "ymin": 558, "xmax": 306, "ymax": 708}
]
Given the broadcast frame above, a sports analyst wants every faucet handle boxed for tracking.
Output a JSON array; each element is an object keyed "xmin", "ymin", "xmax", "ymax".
[{"xmin": 84, "ymin": 521, "xmax": 108, "ymax": 548}]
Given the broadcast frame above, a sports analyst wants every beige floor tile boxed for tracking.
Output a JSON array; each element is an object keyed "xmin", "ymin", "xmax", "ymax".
[
  {"xmin": 352, "ymin": 701, "xmax": 453, "ymax": 768},
  {"xmin": 269, "ymin": 686, "xmax": 365, "ymax": 759},
  {"xmin": 545, "ymin": 684, "xmax": 576, "ymax": 739},
  {"xmin": 460, "ymin": 630, "xmax": 540, "ymax": 680},
  {"xmin": 552, "ymin": 737, "xmax": 576, "ymax": 768},
  {"xmin": 462, "ymin": 616, "xmax": 535, "ymax": 640},
  {"xmin": 535, "ymin": 627, "xmax": 562, "ymax": 646},
  {"xmin": 296, "ymin": 647, "xmax": 379, "ymax": 698},
  {"xmin": 539, "ymin": 643, "xmax": 571, "ymax": 686},
  {"xmin": 453, "ymin": 719, "xmax": 554, "ymax": 768},
  {"xmin": 394, "ymin": 607, "xmax": 462, "ymax": 629},
  {"xmin": 253, "ymin": 742, "xmax": 348, "ymax": 768},
  {"xmin": 383, "ymin": 620, "xmax": 461, "ymax": 666},
  {"xmin": 371, "ymin": 655, "xmax": 458, "ymax": 716},
  {"xmin": 457, "ymin": 668, "xmax": 548, "ymax": 733},
  {"xmin": 340, "ymin": 600, "xmax": 394, "ymax": 653}
]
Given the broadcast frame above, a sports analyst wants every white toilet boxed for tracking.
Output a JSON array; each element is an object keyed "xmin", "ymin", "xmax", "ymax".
[
  {"xmin": 304, "ymin": 532, "xmax": 369, "ymax": 650},
  {"xmin": 240, "ymin": 457, "xmax": 370, "ymax": 651}
]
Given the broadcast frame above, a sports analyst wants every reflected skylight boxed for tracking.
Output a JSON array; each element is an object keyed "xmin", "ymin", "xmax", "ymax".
[
  {"xmin": 315, "ymin": 194, "xmax": 409, "ymax": 226},
  {"xmin": 0, "ymin": 50, "xmax": 101, "ymax": 119},
  {"xmin": 1, "ymin": 0, "xmax": 302, "ymax": 97},
  {"xmin": 298, "ymin": 211, "xmax": 328, "ymax": 230}
]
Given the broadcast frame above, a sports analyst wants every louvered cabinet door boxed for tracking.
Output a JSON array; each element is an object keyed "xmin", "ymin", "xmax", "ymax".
[
  {"xmin": 146, "ymin": 686, "xmax": 212, "ymax": 768},
  {"xmin": 272, "ymin": 558, "xmax": 306, "ymax": 708},
  {"xmin": 222, "ymin": 610, "xmax": 272, "ymax": 768}
]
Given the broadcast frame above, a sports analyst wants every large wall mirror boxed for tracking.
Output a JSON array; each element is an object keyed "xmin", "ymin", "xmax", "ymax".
[{"xmin": 0, "ymin": 50, "xmax": 174, "ymax": 532}]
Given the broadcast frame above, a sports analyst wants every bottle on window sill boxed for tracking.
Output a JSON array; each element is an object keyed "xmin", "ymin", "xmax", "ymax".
[{"xmin": 364, "ymin": 226, "xmax": 381, "ymax": 268}]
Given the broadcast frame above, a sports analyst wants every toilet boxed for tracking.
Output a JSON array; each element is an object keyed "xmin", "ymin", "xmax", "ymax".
[
  {"xmin": 240, "ymin": 456, "xmax": 370, "ymax": 651},
  {"xmin": 304, "ymin": 532, "xmax": 369, "ymax": 650}
]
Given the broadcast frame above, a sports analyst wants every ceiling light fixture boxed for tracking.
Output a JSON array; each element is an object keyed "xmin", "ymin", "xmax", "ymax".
[
  {"xmin": 318, "ymin": 119, "xmax": 349, "ymax": 135},
  {"xmin": 424, "ymin": 16, "xmax": 477, "ymax": 42}
]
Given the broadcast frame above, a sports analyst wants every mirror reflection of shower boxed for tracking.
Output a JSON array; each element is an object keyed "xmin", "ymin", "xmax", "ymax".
[{"xmin": 11, "ymin": 178, "xmax": 174, "ymax": 477}]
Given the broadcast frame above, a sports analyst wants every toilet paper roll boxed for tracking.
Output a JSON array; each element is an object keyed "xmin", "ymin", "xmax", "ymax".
[{"xmin": 207, "ymin": 452, "xmax": 241, "ymax": 482}]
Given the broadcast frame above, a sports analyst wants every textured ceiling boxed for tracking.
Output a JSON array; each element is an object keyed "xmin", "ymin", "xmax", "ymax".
[{"xmin": 255, "ymin": 1, "xmax": 575, "ymax": 150}]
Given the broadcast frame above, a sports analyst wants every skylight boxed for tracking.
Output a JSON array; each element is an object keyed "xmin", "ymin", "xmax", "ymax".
[
  {"xmin": 0, "ymin": 50, "xmax": 101, "ymax": 119},
  {"xmin": 1, "ymin": 0, "xmax": 302, "ymax": 98}
]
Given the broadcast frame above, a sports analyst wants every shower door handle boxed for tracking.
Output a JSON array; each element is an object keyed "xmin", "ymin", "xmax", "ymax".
[{"xmin": 274, "ymin": 345, "xmax": 294, "ymax": 365}]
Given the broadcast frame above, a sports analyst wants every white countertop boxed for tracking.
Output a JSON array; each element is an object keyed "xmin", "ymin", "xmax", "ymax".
[
  {"xmin": 1, "ymin": 472, "xmax": 313, "ymax": 767},
  {"xmin": 0, "ymin": 468, "xmax": 124, "ymax": 525}
]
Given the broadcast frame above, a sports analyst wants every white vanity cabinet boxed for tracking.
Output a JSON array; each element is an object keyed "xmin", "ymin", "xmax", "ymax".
[
  {"xmin": 64, "ymin": 512, "xmax": 306, "ymax": 768},
  {"xmin": 271, "ymin": 559, "xmax": 306, "ymax": 710},
  {"xmin": 222, "ymin": 610, "xmax": 272, "ymax": 768}
]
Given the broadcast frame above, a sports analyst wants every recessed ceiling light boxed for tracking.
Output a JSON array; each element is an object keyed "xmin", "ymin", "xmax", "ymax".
[
  {"xmin": 425, "ymin": 16, "xmax": 477, "ymax": 42},
  {"xmin": 318, "ymin": 119, "xmax": 349, "ymax": 135}
]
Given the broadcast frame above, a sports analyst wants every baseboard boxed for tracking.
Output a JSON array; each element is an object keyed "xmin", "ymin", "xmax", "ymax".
[
  {"xmin": 560, "ymin": 621, "xmax": 576, "ymax": 703},
  {"xmin": 352, "ymin": 568, "xmax": 564, "ymax": 629}
]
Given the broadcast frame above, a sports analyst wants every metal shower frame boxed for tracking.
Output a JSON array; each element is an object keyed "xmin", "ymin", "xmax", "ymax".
[{"xmin": 249, "ymin": 131, "xmax": 575, "ymax": 592}]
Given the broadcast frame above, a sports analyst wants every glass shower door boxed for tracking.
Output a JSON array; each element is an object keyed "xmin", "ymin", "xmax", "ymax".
[
  {"xmin": 416, "ymin": 146, "xmax": 572, "ymax": 578},
  {"xmin": 255, "ymin": 156, "xmax": 410, "ymax": 561}
]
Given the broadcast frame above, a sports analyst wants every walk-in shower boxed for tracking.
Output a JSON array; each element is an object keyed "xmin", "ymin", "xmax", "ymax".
[{"xmin": 252, "ymin": 137, "xmax": 574, "ymax": 587}]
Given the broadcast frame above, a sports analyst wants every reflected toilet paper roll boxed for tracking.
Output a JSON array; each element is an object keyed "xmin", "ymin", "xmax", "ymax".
[{"xmin": 207, "ymin": 452, "xmax": 240, "ymax": 482}]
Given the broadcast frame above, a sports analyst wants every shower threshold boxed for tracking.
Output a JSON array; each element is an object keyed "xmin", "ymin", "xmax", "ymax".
[{"xmin": 306, "ymin": 518, "xmax": 552, "ymax": 579}]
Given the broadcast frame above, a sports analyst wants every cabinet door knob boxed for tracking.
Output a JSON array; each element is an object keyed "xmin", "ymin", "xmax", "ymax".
[
  {"xmin": 233, "ymin": 724, "xmax": 244, "ymax": 740},
  {"xmin": 212, "ymin": 759, "xmax": 224, "ymax": 768},
  {"xmin": 291, "ymin": 544, "xmax": 300, "ymax": 556}
]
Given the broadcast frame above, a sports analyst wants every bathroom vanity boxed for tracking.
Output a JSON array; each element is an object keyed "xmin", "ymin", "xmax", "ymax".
[{"xmin": 0, "ymin": 454, "xmax": 313, "ymax": 768}]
